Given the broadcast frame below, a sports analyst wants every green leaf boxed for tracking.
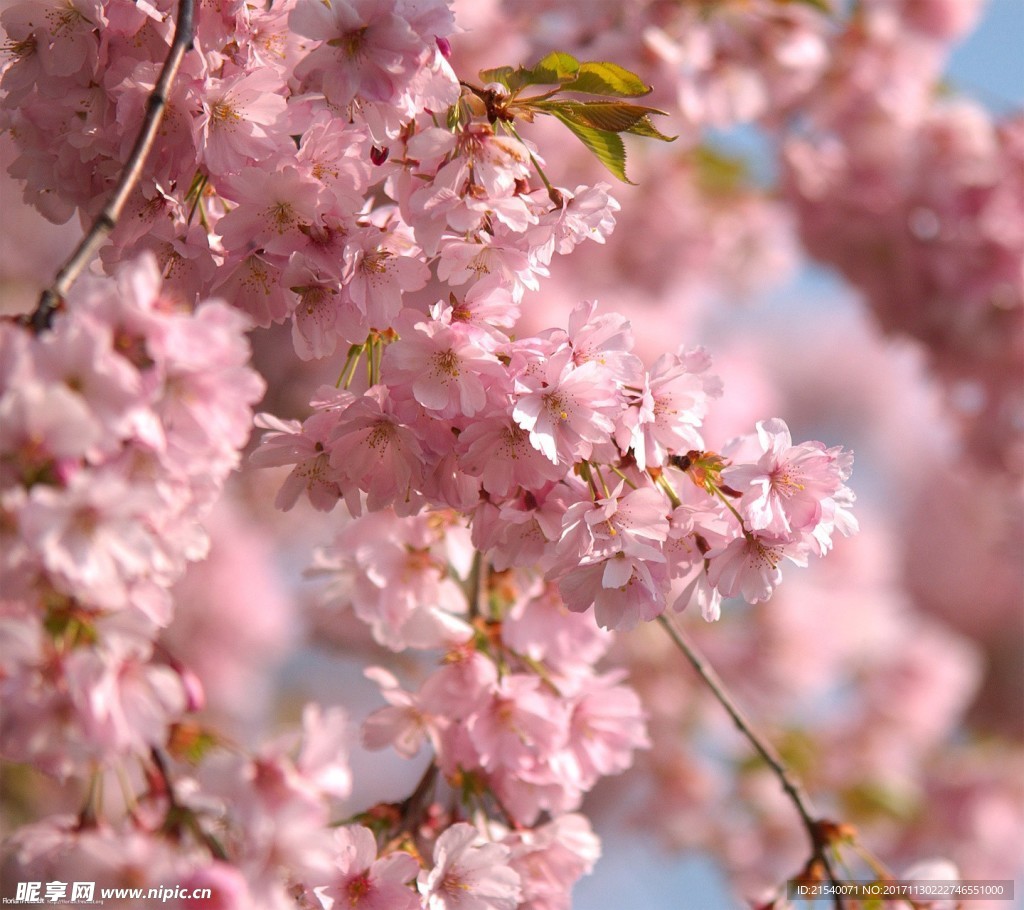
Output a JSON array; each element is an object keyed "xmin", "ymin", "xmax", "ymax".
[
  {"xmin": 534, "ymin": 100, "xmax": 646, "ymax": 131},
  {"xmin": 529, "ymin": 51, "xmax": 581, "ymax": 85},
  {"xmin": 549, "ymin": 111, "xmax": 633, "ymax": 184},
  {"xmin": 624, "ymin": 116, "xmax": 676, "ymax": 141},
  {"xmin": 691, "ymin": 144, "xmax": 749, "ymax": 195},
  {"xmin": 477, "ymin": 65, "xmax": 516, "ymax": 89},
  {"xmin": 478, "ymin": 64, "xmax": 529, "ymax": 93},
  {"xmin": 839, "ymin": 780, "xmax": 920, "ymax": 822},
  {"xmin": 535, "ymin": 100, "xmax": 675, "ymax": 140},
  {"xmin": 563, "ymin": 61, "xmax": 652, "ymax": 98},
  {"xmin": 480, "ymin": 53, "xmax": 581, "ymax": 93},
  {"xmin": 785, "ymin": 0, "xmax": 833, "ymax": 15}
]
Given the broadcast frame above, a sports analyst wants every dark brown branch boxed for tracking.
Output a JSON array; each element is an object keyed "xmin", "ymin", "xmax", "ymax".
[
  {"xmin": 399, "ymin": 761, "xmax": 439, "ymax": 832},
  {"xmin": 150, "ymin": 747, "xmax": 228, "ymax": 860},
  {"xmin": 657, "ymin": 614, "xmax": 847, "ymax": 910},
  {"xmin": 24, "ymin": 0, "xmax": 196, "ymax": 334}
]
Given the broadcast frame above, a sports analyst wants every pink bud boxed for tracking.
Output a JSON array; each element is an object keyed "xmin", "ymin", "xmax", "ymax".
[{"xmin": 173, "ymin": 661, "xmax": 206, "ymax": 713}]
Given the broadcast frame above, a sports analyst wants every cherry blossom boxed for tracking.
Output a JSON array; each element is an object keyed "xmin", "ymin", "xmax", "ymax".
[
  {"xmin": 511, "ymin": 347, "xmax": 620, "ymax": 465},
  {"xmin": 723, "ymin": 417, "xmax": 852, "ymax": 538},
  {"xmin": 418, "ymin": 823, "xmax": 522, "ymax": 910},
  {"xmin": 313, "ymin": 825, "xmax": 420, "ymax": 910}
]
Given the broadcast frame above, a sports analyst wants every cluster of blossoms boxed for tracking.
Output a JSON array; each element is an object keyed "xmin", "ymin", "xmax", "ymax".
[
  {"xmin": 785, "ymin": 86, "xmax": 1024, "ymax": 476},
  {"xmin": 468, "ymin": 0, "xmax": 834, "ymax": 136},
  {"xmin": 255, "ymin": 300, "xmax": 856, "ymax": 631},
  {"xmin": 432, "ymin": 0, "xmax": 1024, "ymax": 898},
  {"xmin": 485, "ymin": 0, "xmax": 1022, "ymax": 478},
  {"xmin": 310, "ymin": 510, "xmax": 650, "ymax": 815},
  {"xmin": 9, "ymin": 699, "xmax": 582, "ymax": 910},
  {"xmin": 29, "ymin": 0, "xmax": 1024, "ymax": 905},
  {"xmin": 0, "ymin": 0, "xmax": 858, "ymax": 901},
  {"xmin": 0, "ymin": 0, "xmax": 620, "ymax": 358},
  {"xmin": 484, "ymin": 0, "xmax": 980, "ymax": 134},
  {"xmin": 0, "ymin": 255, "xmax": 263, "ymax": 777}
]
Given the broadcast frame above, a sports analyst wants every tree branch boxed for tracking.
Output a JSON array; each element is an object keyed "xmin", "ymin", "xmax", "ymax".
[
  {"xmin": 657, "ymin": 614, "xmax": 847, "ymax": 909},
  {"xmin": 24, "ymin": 0, "xmax": 196, "ymax": 334},
  {"xmin": 150, "ymin": 747, "xmax": 228, "ymax": 860}
]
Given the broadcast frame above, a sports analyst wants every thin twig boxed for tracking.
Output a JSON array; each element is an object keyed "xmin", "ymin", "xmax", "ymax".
[
  {"xmin": 657, "ymin": 614, "xmax": 846, "ymax": 910},
  {"xmin": 150, "ymin": 747, "xmax": 228, "ymax": 860},
  {"xmin": 399, "ymin": 761, "xmax": 439, "ymax": 832},
  {"xmin": 475, "ymin": 551, "xmax": 489, "ymax": 618},
  {"xmin": 467, "ymin": 550, "xmax": 490, "ymax": 620},
  {"xmin": 24, "ymin": 0, "xmax": 196, "ymax": 334}
]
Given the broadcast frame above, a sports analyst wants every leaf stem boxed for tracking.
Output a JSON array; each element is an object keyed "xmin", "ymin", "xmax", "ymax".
[
  {"xmin": 338, "ymin": 342, "xmax": 364, "ymax": 389},
  {"xmin": 653, "ymin": 471, "xmax": 682, "ymax": 509}
]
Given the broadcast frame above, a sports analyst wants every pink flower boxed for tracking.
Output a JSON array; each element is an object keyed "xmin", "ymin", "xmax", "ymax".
[
  {"xmin": 310, "ymin": 510, "xmax": 472, "ymax": 649},
  {"xmin": 467, "ymin": 675, "xmax": 569, "ymax": 773},
  {"xmin": 0, "ymin": 381, "xmax": 101, "ymax": 486},
  {"xmin": 620, "ymin": 349, "xmax": 721, "ymax": 471},
  {"xmin": 341, "ymin": 227, "xmax": 431, "ymax": 331},
  {"xmin": 558, "ymin": 551, "xmax": 669, "ymax": 631},
  {"xmin": 436, "ymin": 235, "xmax": 543, "ymax": 301},
  {"xmin": 384, "ymin": 308, "xmax": 506, "ymax": 418},
  {"xmin": 19, "ymin": 471, "xmax": 167, "ymax": 612},
  {"xmin": 501, "ymin": 583, "xmax": 612, "ymax": 674},
  {"xmin": 503, "ymin": 814, "xmax": 601, "ymax": 910},
  {"xmin": 471, "ymin": 483, "xmax": 570, "ymax": 572},
  {"xmin": 296, "ymin": 114, "xmax": 373, "ymax": 210},
  {"xmin": 213, "ymin": 253, "xmax": 290, "ymax": 328},
  {"xmin": 418, "ymin": 824, "xmax": 521, "ymax": 910},
  {"xmin": 31, "ymin": 317, "xmax": 146, "ymax": 448},
  {"xmin": 562, "ymin": 673, "xmax": 649, "ymax": 788},
  {"xmin": 512, "ymin": 347, "xmax": 620, "ymax": 465},
  {"xmin": 361, "ymin": 667, "xmax": 435, "ymax": 757},
  {"xmin": 551, "ymin": 300, "xmax": 641, "ymax": 384},
  {"xmin": 452, "ymin": 279, "xmax": 520, "ymax": 333},
  {"xmin": 252, "ymin": 406, "xmax": 350, "ymax": 512},
  {"xmin": 554, "ymin": 484, "xmax": 670, "ymax": 570},
  {"xmin": 216, "ymin": 166, "xmax": 321, "ymax": 258},
  {"xmin": 65, "ymin": 637, "xmax": 187, "ymax": 756},
  {"xmin": 327, "ymin": 387, "xmax": 425, "ymax": 513},
  {"xmin": 723, "ymin": 418, "xmax": 850, "ymax": 537},
  {"xmin": 313, "ymin": 826, "xmax": 420, "ymax": 910},
  {"xmin": 201, "ymin": 69, "xmax": 289, "ymax": 177},
  {"xmin": 456, "ymin": 416, "xmax": 564, "ymax": 497},
  {"xmin": 290, "ymin": 0, "xmax": 440, "ymax": 107},
  {"xmin": 528, "ymin": 184, "xmax": 621, "ymax": 264},
  {"xmin": 705, "ymin": 532, "xmax": 806, "ymax": 603},
  {"xmin": 1, "ymin": 0, "xmax": 105, "ymax": 81},
  {"xmin": 292, "ymin": 703, "xmax": 354, "ymax": 801},
  {"xmin": 411, "ymin": 124, "xmax": 534, "ymax": 200},
  {"xmin": 283, "ymin": 259, "xmax": 347, "ymax": 361},
  {"xmin": 148, "ymin": 300, "xmax": 265, "ymax": 476}
]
